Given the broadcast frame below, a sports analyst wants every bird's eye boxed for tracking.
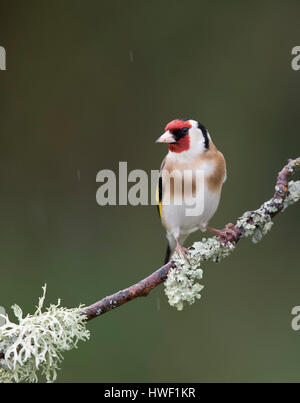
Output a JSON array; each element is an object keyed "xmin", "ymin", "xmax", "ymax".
[{"xmin": 172, "ymin": 127, "xmax": 189, "ymax": 141}]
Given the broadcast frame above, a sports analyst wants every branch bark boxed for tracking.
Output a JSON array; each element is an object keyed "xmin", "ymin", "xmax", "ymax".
[
  {"xmin": 84, "ymin": 261, "xmax": 175, "ymax": 320},
  {"xmin": 83, "ymin": 157, "xmax": 300, "ymax": 321}
]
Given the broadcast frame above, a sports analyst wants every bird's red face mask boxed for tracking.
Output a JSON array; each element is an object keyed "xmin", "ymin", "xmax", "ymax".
[{"xmin": 155, "ymin": 120, "xmax": 192, "ymax": 153}]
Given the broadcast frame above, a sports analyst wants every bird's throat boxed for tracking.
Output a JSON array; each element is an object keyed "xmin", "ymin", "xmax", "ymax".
[{"xmin": 169, "ymin": 135, "xmax": 190, "ymax": 153}]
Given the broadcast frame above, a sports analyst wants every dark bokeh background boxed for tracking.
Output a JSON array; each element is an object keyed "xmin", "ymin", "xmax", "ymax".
[{"xmin": 0, "ymin": 0, "xmax": 300, "ymax": 382}]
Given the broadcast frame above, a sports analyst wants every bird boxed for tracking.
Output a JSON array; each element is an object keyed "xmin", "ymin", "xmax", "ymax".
[{"xmin": 155, "ymin": 118, "xmax": 231, "ymax": 264}]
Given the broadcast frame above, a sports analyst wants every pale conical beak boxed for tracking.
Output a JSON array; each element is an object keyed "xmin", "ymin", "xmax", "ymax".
[{"xmin": 155, "ymin": 131, "xmax": 174, "ymax": 143}]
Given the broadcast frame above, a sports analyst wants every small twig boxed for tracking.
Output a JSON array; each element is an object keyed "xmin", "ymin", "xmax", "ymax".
[{"xmin": 83, "ymin": 157, "xmax": 300, "ymax": 321}]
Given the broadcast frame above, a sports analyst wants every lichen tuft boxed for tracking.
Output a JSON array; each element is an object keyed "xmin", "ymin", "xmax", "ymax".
[{"xmin": 0, "ymin": 285, "xmax": 90, "ymax": 383}]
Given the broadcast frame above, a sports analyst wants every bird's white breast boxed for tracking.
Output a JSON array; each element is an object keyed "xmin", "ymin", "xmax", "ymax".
[
  {"xmin": 162, "ymin": 184, "xmax": 220, "ymax": 236},
  {"xmin": 161, "ymin": 158, "xmax": 221, "ymax": 237}
]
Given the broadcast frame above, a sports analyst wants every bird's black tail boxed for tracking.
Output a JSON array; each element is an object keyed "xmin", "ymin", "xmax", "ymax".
[{"xmin": 164, "ymin": 243, "xmax": 171, "ymax": 264}]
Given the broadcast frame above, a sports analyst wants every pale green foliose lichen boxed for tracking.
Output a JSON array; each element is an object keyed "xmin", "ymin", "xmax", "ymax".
[
  {"xmin": 165, "ymin": 239, "xmax": 235, "ymax": 311},
  {"xmin": 283, "ymin": 180, "xmax": 300, "ymax": 210},
  {"xmin": 164, "ymin": 178, "xmax": 300, "ymax": 311},
  {"xmin": 0, "ymin": 285, "xmax": 90, "ymax": 383},
  {"xmin": 164, "ymin": 253, "xmax": 204, "ymax": 311}
]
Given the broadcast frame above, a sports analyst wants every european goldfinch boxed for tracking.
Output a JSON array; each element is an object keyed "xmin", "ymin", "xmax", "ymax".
[{"xmin": 156, "ymin": 118, "xmax": 228, "ymax": 263}]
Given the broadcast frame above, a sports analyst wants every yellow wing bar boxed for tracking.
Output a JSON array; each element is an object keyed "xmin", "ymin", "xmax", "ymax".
[{"xmin": 156, "ymin": 178, "xmax": 162, "ymax": 217}]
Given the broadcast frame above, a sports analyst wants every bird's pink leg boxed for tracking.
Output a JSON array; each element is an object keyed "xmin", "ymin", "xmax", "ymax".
[
  {"xmin": 205, "ymin": 223, "xmax": 239, "ymax": 243},
  {"xmin": 175, "ymin": 239, "xmax": 189, "ymax": 257}
]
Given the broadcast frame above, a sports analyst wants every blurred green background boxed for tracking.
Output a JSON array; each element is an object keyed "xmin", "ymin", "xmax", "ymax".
[{"xmin": 0, "ymin": 0, "xmax": 300, "ymax": 383}]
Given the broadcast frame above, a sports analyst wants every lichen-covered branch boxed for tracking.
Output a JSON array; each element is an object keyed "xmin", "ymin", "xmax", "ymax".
[
  {"xmin": 0, "ymin": 157, "xmax": 299, "ymax": 383},
  {"xmin": 84, "ymin": 157, "xmax": 300, "ymax": 315},
  {"xmin": 164, "ymin": 157, "xmax": 300, "ymax": 310}
]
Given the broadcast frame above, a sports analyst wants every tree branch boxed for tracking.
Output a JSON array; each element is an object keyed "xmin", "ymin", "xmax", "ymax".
[
  {"xmin": 1, "ymin": 157, "xmax": 300, "ymax": 375},
  {"xmin": 84, "ymin": 261, "xmax": 175, "ymax": 320},
  {"xmin": 84, "ymin": 157, "xmax": 300, "ymax": 321}
]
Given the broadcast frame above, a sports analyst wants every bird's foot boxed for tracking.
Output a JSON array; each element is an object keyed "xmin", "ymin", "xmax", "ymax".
[
  {"xmin": 175, "ymin": 241, "xmax": 190, "ymax": 260},
  {"xmin": 206, "ymin": 223, "xmax": 239, "ymax": 244}
]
